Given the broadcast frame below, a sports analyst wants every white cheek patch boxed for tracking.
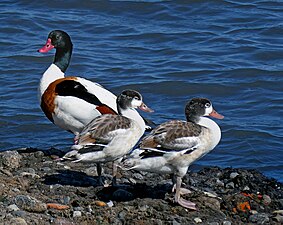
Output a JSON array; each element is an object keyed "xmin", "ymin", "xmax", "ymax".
[
  {"xmin": 131, "ymin": 99, "xmax": 142, "ymax": 108},
  {"xmin": 205, "ymin": 105, "xmax": 213, "ymax": 115}
]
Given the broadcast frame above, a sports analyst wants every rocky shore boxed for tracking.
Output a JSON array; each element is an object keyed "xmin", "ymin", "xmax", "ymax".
[{"xmin": 0, "ymin": 148, "xmax": 282, "ymax": 225}]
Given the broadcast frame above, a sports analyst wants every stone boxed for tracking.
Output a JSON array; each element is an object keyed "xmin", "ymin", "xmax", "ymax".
[
  {"xmin": 7, "ymin": 217, "xmax": 28, "ymax": 225},
  {"xmin": 0, "ymin": 151, "xmax": 22, "ymax": 170},
  {"xmin": 262, "ymin": 194, "xmax": 271, "ymax": 205},
  {"xmin": 73, "ymin": 210, "xmax": 82, "ymax": 217},
  {"xmin": 249, "ymin": 213, "xmax": 269, "ymax": 224},
  {"xmin": 14, "ymin": 195, "xmax": 47, "ymax": 212},
  {"xmin": 230, "ymin": 172, "xmax": 239, "ymax": 179},
  {"xmin": 225, "ymin": 182, "xmax": 235, "ymax": 189},
  {"xmin": 7, "ymin": 204, "xmax": 20, "ymax": 212},
  {"xmin": 132, "ymin": 172, "xmax": 144, "ymax": 180},
  {"xmin": 194, "ymin": 217, "xmax": 202, "ymax": 223}
]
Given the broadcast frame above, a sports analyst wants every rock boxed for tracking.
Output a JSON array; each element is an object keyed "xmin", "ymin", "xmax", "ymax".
[
  {"xmin": 222, "ymin": 221, "xmax": 231, "ymax": 225},
  {"xmin": 139, "ymin": 204, "xmax": 149, "ymax": 212},
  {"xmin": 249, "ymin": 213, "xmax": 269, "ymax": 224},
  {"xmin": 172, "ymin": 219, "xmax": 181, "ymax": 225},
  {"xmin": 73, "ymin": 210, "xmax": 82, "ymax": 217},
  {"xmin": 194, "ymin": 217, "xmax": 202, "ymax": 223},
  {"xmin": 230, "ymin": 172, "xmax": 239, "ymax": 179},
  {"xmin": 7, "ymin": 217, "xmax": 28, "ymax": 225},
  {"xmin": 0, "ymin": 151, "xmax": 22, "ymax": 170},
  {"xmin": 14, "ymin": 195, "xmax": 47, "ymax": 212},
  {"xmin": 132, "ymin": 172, "xmax": 144, "ymax": 180},
  {"xmin": 7, "ymin": 204, "xmax": 20, "ymax": 212},
  {"xmin": 273, "ymin": 214, "xmax": 283, "ymax": 223},
  {"xmin": 225, "ymin": 182, "xmax": 235, "ymax": 189},
  {"xmin": 118, "ymin": 211, "xmax": 126, "ymax": 220},
  {"xmin": 51, "ymin": 218, "xmax": 76, "ymax": 225},
  {"xmin": 12, "ymin": 210, "xmax": 26, "ymax": 218},
  {"xmin": 262, "ymin": 194, "xmax": 271, "ymax": 205}
]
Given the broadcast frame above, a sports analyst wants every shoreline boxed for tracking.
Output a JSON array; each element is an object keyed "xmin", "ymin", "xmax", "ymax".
[{"xmin": 0, "ymin": 148, "xmax": 282, "ymax": 224}]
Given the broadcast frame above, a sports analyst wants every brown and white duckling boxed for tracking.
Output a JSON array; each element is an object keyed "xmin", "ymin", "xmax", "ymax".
[
  {"xmin": 62, "ymin": 89, "xmax": 153, "ymax": 185},
  {"xmin": 120, "ymin": 97, "xmax": 224, "ymax": 210}
]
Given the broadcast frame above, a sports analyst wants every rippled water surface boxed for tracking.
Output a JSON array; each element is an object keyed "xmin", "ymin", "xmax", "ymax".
[{"xmin": 0, "ymin": 0, "xmax": 282, "ymax": 182}]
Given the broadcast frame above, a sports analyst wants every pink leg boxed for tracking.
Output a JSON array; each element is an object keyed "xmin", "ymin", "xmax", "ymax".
[{"xmin": 174, "ymin": 176, "xmax": 197, "ymax": 210}]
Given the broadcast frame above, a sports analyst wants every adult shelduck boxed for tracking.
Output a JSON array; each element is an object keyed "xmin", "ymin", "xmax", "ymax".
[
  {"xmin": 120, "ymin": 97, "xmax": 224, "ymax": 209},
  {"xmin": 38, "ymin": 30, "xmax": 148, "ymax": 137},
  {"xmin": 63, "ymin": 89, "xmax": 153, "ymax": 185}
]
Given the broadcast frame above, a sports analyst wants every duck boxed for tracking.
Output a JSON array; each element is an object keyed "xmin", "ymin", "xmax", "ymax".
[
  {"xmin": 38, "ymin": 30, "xmax": 149, "ymax": 137},
  {"xmin": 62, "ymin": 89, "xmax": 153, "ymax": 186},
  {"xmin": 120, "ymin": 97, "xmax": 224, "ymax": 210}
]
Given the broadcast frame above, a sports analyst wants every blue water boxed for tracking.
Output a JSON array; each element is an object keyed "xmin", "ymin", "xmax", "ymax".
[{"xmin": 0, "ymin": 0, "xmax": 282, "ymax": 182}]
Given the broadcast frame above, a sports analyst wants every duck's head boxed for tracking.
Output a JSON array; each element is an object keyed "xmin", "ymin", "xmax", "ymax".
[
  {"xmin": 117, "ymin": 89, "xmax": 154, "ymax": 113},
  {"xmin": 185, "ymin": 97, "xmax": 224, "ymax": 123},
  {"xmin": 38, "ymin": 30, "xmax": 72, "ymax": 53}
]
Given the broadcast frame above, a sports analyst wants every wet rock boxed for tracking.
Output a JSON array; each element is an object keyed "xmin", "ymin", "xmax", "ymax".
[
  {"xmin": 0, "ymin": 151, "xmax": 22, "ymax": 170},
  {"xmin": 222, "ymin": 221, "xmax": 231, "ymax": 225},
  {"xmin": 14, "ymin": 195, "xmax": 47, "ymax": 212},
  {"xmin": 249, "ymin": 213, "xmax": 269, "ymax": 224}
]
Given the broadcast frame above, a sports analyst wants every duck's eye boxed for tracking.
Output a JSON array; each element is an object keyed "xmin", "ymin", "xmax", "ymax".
[
  {"xmin": 134, "ymin": 96, "xmax": 139, "ymax": 100},
  {"xmin": 205, "ymin": 103, "xmax": 210, "ymax": 108}
]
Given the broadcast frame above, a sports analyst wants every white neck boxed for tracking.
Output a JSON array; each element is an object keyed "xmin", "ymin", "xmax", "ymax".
[
  {"xmin": 198, "ymin": 116, "xmax": 221, "ymax": 149},
  {"xmin": 120, "ymin": 108, "xmax": 146, "ymax": 131},
  {"xmin": 38, "ymin": 63, "xmax": 65, "ymax": 100}
]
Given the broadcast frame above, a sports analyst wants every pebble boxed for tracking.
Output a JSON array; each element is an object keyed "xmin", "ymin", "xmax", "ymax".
[
  {"xmin": 107, "ymin": 200, "xmax": 114, "ymax": 207},
  {"xmin": 139, "ymin": 204, "xmax": 149, "ymax": 212},
  {"xmin": 128, "ymin": 177, "xmax": 137, "ymax": 184},
  {"xmin": 0, "ymin": 168, "xmax": 13, "ymax": 176},
  {"xmin": 118, "ymin": 211, "xmax": 126, "ymax": 220},
  {"xmin": 230, "ymin": 172, "xmax": 239, "ymax": 179},
  {"xmin": 132, "ymin": 172, "xmax": 144, "ymax": 180},
  {"xmin": 262, "ymin": 194, "xmax": 271, "ymax": 205},
  {"xmin": 73, "ymin": 210, "xmax": 82, "ymax": 217},
  {"xmin": 14, "ymin": 195, "xmax": 47, "ymax": 212},
  {"xmin": 7, "ymin": 204, "xmax": 20, "ymax": 212},
  {"xmin": 194, "ymin": 217, "xmax": 202, "ymax": 223},
  {"xmin": 243, "ymin": 186, "xmax": 250, "ymax": 191},
  {"xmin": 12, "ymin": 210, "xmax": 27, "ymax": 218},
  {"xmin": 172, "ymin": 219, "xmax": 181, "ymax": 225},
  {"xmin": 249, "ymin": 213, "xmax": 269, "ymax": 224},
  {"xmin": 215, "ymin": 179, "xmax": 225, "ymax": 187},
  {"xmin": 225, "ymin": 182, "xmax": 235, "ymax": 189},
  {"xmin": 85, "ymin": 166, "xmax": 99, "ymax": 176},
  {"xmin": 41, "ymin": 167, "xmax": 51, "ymax": 172},
  {"xmin": 273, "ymin": 210, "xmax": 283, "ymax": 223},
  {"xmin": 0, "ymin": 151, "xmax": 22, "ymax": 170},
  {"xmin": 7, "ymin": 217, "xmax": 28, "ymax": 225},
  {"xmin": 222, "ymin": 221, "xmax": 232, "ymax": 225}
]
